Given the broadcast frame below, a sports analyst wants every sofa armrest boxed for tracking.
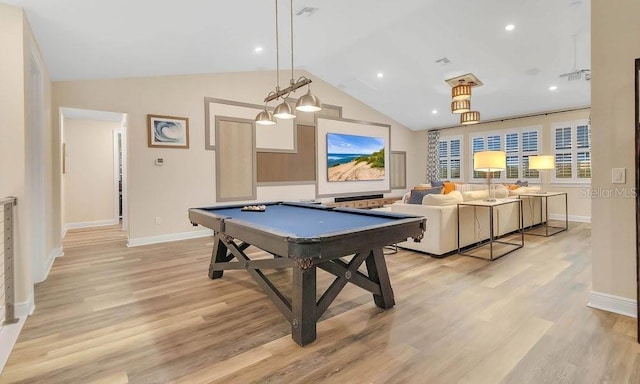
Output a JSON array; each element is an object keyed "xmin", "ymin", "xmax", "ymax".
[{"xmin": 390, "ymin": 203, "xmax": 458, "ymax": 255}]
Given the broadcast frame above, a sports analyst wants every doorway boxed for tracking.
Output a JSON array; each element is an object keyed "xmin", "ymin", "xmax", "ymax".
[{"xmin": 60, "ymin": 109, "xmax": 128, "ymax": 238}]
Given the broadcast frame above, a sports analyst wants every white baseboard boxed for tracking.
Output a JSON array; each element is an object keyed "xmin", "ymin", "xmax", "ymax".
[
  {"xmin": 14, "ymin": 295, "xmax": 35, "ymax": 318},
  {"xmin": 63, "ymin": 219, "xmax": 119, "ymax": 236},
  {"xmin": 549, "ymin": 213, "xmax": 591, "ymax": 223},
  {"xmin": 588, "ymin": 291, "xmax": 636, "ymax": 318},
  {"xmin": 127, "ymin": 229, "xmax": 213, "ymax": 247},
  {"xmin": 0, "ymin": 316, "xmax": 26, "ymax": 374},
  {"xmin": 36, "ymin": 247, "xmax": 64, "ymax": 283}
]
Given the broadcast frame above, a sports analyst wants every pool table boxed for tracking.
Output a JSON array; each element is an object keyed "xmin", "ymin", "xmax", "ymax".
[{"xmin": 188, "ymin": 201, "xmax": 425, "ymax": 346}]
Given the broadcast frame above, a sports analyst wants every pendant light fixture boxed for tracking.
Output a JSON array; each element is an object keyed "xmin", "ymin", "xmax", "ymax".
[
  {"xmin": 460, "ymin": 111, "xmax": 480, "ymax": 125},
  {"xmin": 445, "ymin": 74, "xmax": 483, "ymax": 126},
  {"xmin": 451, "ymin": 80, "xmax": 471, "ymax": 101},
  {"xmin": 255, "ymin": 106, "xmax": 276, "ymax": 125},
  {"xmin": 459, "ymin": 81, "xmax": 479, "ymax": 124},
  {"xmin": 273, "ymin": 1, "xmax": 295, "ymax": 121},
  {"xmin": 296, "ymin": 88, "xmax": 322, "ymax": 112},
  {"xmin": 451, "ymin": 99, "xmax": 470, "ymax": 114},
  {"xmin": 273, "ymin": 102, "xmax": 295, "ymax": 119},
  {"xmin": 255, "ymin": 0, "xmax": 321, "ymax": 125}
]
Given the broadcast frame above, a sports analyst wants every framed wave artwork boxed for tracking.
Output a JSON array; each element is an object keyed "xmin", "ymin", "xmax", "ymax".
[{"xmin": 147, "ymin": 114, "xmax": 190, "ymax": 148}]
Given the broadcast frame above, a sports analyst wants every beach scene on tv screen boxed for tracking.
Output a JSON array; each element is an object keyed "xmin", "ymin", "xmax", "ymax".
[{"xmin": 327, "ymin": 133, "xmax": 385, "ymax": 182}]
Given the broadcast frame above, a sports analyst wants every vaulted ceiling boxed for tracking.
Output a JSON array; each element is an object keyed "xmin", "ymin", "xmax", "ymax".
[{"xmin": 4, "ymin": 0, "xmax": 591, "ymax": 130}]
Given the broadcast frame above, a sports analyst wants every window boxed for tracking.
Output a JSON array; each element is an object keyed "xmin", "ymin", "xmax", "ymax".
[
  {"xmin": 551, "ymin": 120, "xmax": 591, "ymax": 183},
  {"xmin": 471, "ymin": 136, "xmax": 487, "ymax": 179},
  {"xmin": 470, "ymin": 127, "xmax": 540, "ymax": 182},
  {"xmin": 438, "ymin": 136, "xmax": 463, "ymax": 181},
  {"xmin": 521, "ymin": 130, "xmax": 540, "ymax": 179}
]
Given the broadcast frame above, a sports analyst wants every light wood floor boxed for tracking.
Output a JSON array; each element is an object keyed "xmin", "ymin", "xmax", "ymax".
[{"xmin": 2, "ymin": 222, "xmax": 639, "ymax": 383}]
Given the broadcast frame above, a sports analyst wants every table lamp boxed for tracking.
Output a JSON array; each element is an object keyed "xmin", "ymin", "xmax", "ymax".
[
  {"xmin": 529, "ymin": 155, "xmax": 555, "ymax": 193},
  {"xmin": 474, "ymin": 150, "xmax": 506, "ymax": 201}
]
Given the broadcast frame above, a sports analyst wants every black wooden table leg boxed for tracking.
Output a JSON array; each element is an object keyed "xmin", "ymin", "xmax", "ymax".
[
  {"xmin": 292, "ymin": 264, "xmax": 317, "ymax": 346},
  {"xmin": 209, "ymin": 236, "xmax": 229, "ymax": 279},
  {"xmin": 365, "ymin": 248, "xmax": 395, "ymax": 309}
]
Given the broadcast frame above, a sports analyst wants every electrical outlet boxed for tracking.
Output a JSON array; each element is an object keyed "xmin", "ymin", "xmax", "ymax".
[
  {"xmin": 155, "ymin": 216, "xmax": 161, "ymax": 225},
  {"xmin": 155, "ymin": 158, "xmax": 164, "ymax": 165}
]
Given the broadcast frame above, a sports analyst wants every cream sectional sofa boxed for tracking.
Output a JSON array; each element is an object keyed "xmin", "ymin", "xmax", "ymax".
[{"xmin": 390, "ymin": 186, "xmax": 543, "ymax": 257}]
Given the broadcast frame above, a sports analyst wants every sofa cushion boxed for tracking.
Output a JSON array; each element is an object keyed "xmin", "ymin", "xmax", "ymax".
[
  {"xmin": 454, "ymin": 183, "xmax": 487, "ymax": 192},
  {"xmin": 461, "ymin": 189, "xmax": 490, "ymax": 201},
  {"xmin": 408, "ymin": 187, "xmax": 443, "ymax": 204},
  {"xmin": 423, "ymin": 190, "xmax": 463, "ymax": 206}
]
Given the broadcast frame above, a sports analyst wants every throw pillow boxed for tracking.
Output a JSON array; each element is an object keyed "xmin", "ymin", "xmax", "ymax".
[
  {"xmin": 515, "ymin": 180, "xmax": 529, "ymax": 187},
  {"xmin": 442, "ymin": 181, "xmax": 456, "ymax": 194},
  {"xmin": 412, "ymin": 183, "xmax": 433, "ymax": 190},
  {"xmin": 422, "ymin": 190, "xmax": 463, "ymax": 206},
  {"xmin": 408, "ymin": 187, "xmax": 443, "ymax": 204},
  {"xmin": 430, "ymin": 179, "xmax": 444, "ymax": 188}
]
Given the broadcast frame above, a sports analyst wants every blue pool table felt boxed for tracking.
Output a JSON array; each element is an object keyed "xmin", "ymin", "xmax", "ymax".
[{"xmin": 205, "ymin": 204, "xmax": 396, "ymax": 238}]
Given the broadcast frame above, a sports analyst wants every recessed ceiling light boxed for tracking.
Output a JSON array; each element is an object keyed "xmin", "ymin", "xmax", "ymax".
[
  {"xmin": 254, "ymin": 46, "xmax": 263, "ymax": 53},
  {"xmin": 377, "ymin": 72, "xmax": 384, "ymax": 78},
  {"xmin": 549, "ymin": 85, "xmax": 558, "ymax": 91},
  {"xmin": 432, "ymin": 110, "xmax": 438, "ymax": 114},
  {"xmin": 505, "ymin": 24, "xmax": 515, "ymax": 31}
]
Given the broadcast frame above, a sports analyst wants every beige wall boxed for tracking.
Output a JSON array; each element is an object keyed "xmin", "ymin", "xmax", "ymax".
[
  {"xmin": 591, "ymin": 0, "xmax": 639, "ymax": 300},
  {"xmin": 427, "ymin": 109, "xmax": 592, "ymax": 220},
  {"xmin": 0, "ymin": 4, "xmax": 55, "ymax": 310},
  {"xmin": 63, "ymin": 119, "xmax": 118, "ymax": 225},
  {"xmin": 53, "ymin": 71, "xmax": 419, "ymax": 242},
  {"xmin": 0, "ymin": 4, "xmax": 29, "ymax": 306}
]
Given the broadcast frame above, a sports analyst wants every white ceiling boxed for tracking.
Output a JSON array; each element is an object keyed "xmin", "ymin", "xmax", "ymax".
[{"xmin": 4, "ymin": 0, "xmax": 590, "ymax": 130}]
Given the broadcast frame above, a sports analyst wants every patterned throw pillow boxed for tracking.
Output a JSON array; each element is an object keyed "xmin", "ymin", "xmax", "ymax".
[
  {"xmin": 430, "ymin": 179, "xmax": 444, "ymax": 188},
  {"xmin": 408, "ymin": 187, "xmax": 443, "ymax": 204}
]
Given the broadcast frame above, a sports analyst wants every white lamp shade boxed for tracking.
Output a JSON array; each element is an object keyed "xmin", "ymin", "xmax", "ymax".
[
  {"xmin": 474, "ymin": 150, "xmax": 506, "ymax": 171},
  {"xmin": 529, "ymin": 155, "xmax": 555, "ymax": 170}
]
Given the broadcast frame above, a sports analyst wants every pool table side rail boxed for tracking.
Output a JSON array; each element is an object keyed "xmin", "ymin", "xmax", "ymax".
[{"xmin": 223, "ymin": 216, "xmax": 424, "ymax": 259}]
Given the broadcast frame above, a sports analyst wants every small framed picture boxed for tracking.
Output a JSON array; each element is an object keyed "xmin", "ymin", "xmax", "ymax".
[{"xmin": 147, "ymin": 114, "xmax": 189, "ymax": 148}]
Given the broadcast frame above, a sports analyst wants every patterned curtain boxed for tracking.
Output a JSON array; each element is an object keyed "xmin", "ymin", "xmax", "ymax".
[{"xmin": 426, "ymin": 130, "xmax": 440, "ymax": 182}]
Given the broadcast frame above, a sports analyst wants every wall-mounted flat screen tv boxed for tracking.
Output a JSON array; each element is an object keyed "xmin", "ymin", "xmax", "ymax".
[{"xmin": 326, "ymin": 133, "xmax": 385, "ymax": 182}]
